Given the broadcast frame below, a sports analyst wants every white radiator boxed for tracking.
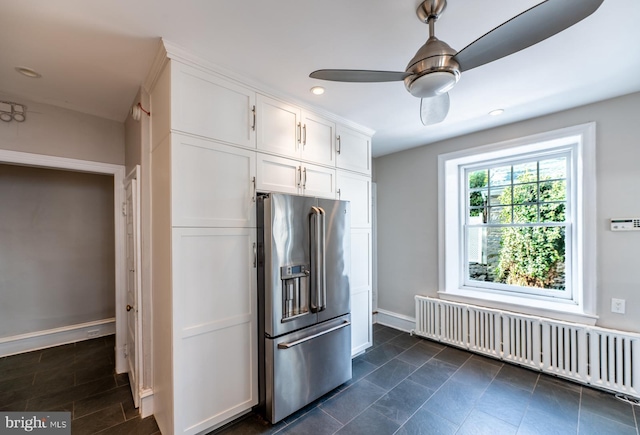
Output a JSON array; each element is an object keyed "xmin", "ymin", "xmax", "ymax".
[{"xmin": 414, "ymin": 296, "xmax": 640, "ymax": 398}]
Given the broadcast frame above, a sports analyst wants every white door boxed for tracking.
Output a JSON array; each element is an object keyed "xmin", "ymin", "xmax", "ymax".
[
  {"xmin": 302, "ymin": 163, "xmax": 336, "ymax": 199},
  {"xmin": 337, "ymin": 171, "xmax": 371, "ymax": 227},
  {"xmin": 256, "ymin": 153, "xmax": 300, "ymax": 195},
  {"xmin": 336, "ymin": 125, "xmax": 371, "ymax": 175},
  {"xmin": 125, "ymin": 166, "xmax": 142, "ymax": 407},
  {"xmin": 256, "ymin": 94, "xmax": 301, "ymax": 159},
  {"xmin": 300, "ymin": 111, "xmax": 335, "ymax": 167},
  {"xmin": 172, "ymin": 227, "xmax": 258, "ymax": 433},
  {"xmin": 172, "ymin": 134, "xmax": 256, "ymax": 227},
  {"xmin": 172, "ymin": 62, "xmax": 256, "ymax": 149}
]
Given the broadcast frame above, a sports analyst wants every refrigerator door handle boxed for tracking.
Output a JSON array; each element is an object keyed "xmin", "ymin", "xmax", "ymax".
[
  {"xmin": 277, "ymin": 320, "xmax": 350, "ymax": 349},
  {"xmin": 309, "ymin": 206, "xmax": 327, "ymax": 313}
]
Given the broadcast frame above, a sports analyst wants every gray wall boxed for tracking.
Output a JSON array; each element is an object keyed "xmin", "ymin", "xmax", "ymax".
[
  {"xmin": 374, "ymin": 91, "xmax": 640, "ymax": 333},
  {"xmin": 0, "ymin": 164, "xmax": 115, "ymax": 337},
  {"xmin": 0, "ymin": 93, "xmax": 124, "ymax": 165},
  {"xmin": 0, "ymin": 93, "xmax": 124, "ymax": 338}
]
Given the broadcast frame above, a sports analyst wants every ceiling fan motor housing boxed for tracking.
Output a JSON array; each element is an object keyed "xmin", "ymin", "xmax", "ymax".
[{"xmin": 404, "ymin": 36, "xmax": 460, "ymax": 98}]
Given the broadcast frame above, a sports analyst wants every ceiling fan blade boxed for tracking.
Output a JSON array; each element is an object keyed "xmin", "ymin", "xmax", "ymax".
[
  {"xmin": 453, "ymin": 0, "xmax": 604, "ymax": 72},
  {"xmin": 420, "ymin": 93, "xmax": 450, "ymax": 126},
  {"xmin": 309, "ymin": 69, "xmax": 410, "ymax": 83}
]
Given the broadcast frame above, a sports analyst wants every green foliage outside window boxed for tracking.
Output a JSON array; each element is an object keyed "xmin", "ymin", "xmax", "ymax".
[{"xmin": 495, "ymin": 171, "xmax": 566, "ymax": 289}]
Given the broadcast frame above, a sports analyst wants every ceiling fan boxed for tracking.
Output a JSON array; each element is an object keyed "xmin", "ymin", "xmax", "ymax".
[{"xmin": 310, "ymin": 0, "xmax": 604, "ymax": 126}]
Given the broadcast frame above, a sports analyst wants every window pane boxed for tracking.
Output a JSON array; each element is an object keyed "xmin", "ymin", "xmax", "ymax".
[
  {"xmin": 489, "ymin": 186, "xmax": 512, "ymax": 206},
  {"xmin": 467, "ymin": 227, "xmax": 501, "ymax": 284},
  {"xmin": 468, "ymin": 208, "xmax": 485, "ymax": 221},
  {"xmin": 489, "ymin": 206, "xmax": 510, "ymax": 223},
  {"xmin": 497, "ymin": 226, "xmax": 566, "ymax": 290},
  {"xmin": 540, "ymin": 203, "xmax": 566, "ymax": 222},
  {"xmin": 513, "ymin": 205, "xmax": 538, "ymax": 223},
  {"xmin": 513, "ymin": 161, "xmax": 537, "ymax": 183},
  {"xmin": 469, "ymin": 189, "xmax": 487, "ymax": 208},
  {"xmin": 540, "ymin": 180, "xmax": 566, "ymax": 202},
  {"xmin": 513, "ymin": 182, "xmax": 537, "ymax": 204},
  {"xmin": 467, "ymin": 226, "xmax": 566, "ymax": 291},
  {"xmin": 539, "ymin": 157, "xmax": 566, "ymax": 180},
  {"xmin": 468, "ymin": 170, "xmax": 488, "ymax": 189},
  {"xmin": 489, "ymin": 166, "xmax": 511, "ymax": 186}
]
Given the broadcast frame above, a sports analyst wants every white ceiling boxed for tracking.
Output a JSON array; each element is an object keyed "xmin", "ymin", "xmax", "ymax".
[{"xmin": 2, "ymin": 0, "xmax": 639, "ymax": 157}]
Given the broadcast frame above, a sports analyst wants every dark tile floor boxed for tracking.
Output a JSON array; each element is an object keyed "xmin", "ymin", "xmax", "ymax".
[
  {"xmin": 213, "ymin": 324, "xmax": 640, "ymax": 435},
  {"xmin": 0, "ymin": 335, "xmax": 159, "ymax": 434}
]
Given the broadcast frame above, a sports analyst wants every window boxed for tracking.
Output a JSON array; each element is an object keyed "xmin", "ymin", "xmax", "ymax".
[{"xmin": 438, "ymin": 123, "xmax": 596, "ymax": 323}]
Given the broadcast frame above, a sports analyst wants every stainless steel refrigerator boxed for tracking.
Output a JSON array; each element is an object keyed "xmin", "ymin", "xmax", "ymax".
[{"xmin": 257, "ymin": 193, "xmax": 352, "ymax": 423}]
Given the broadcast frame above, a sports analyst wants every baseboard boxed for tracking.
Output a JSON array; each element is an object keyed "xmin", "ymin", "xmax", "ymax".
[
  {"xmin": 140, "ymin": 388, "xmax": 154, "ymax": 418},
  {"xmin": 375, "ymin": 309, "xmax": 415, "ymax": 333},
  {"xmin": 0, "ymin": 318, "xmax": 116, "ymax": 358}
]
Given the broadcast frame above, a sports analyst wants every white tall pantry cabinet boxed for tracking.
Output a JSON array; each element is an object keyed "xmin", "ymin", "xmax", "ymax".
[{"xmin": 148, "ymin": 47, "xmax": 373, "ymax": 435}]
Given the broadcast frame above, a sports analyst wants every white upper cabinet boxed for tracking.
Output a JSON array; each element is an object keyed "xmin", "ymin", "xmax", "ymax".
[
  {"xmin": 300, "ymin": 162, "xmax": 336, "ymax": 199},
  {"xmin": 256, "ymin": 94, "xmax": 336, "ymax": 168},
  {"xmin": 172, "ymin": 62, "xmax": 256, "ymax": 149},
  {"xmin": 336, "ymin": 124, "xmax": 371, "ymax": 175},
  {"xmin": 256, "ymin": 153, "xmax": 300, "ymax": 196},
  {"xmin": 172, "ymin": 134, "xmax": 256, "ymax": 228},
  {"xmin": 256, "ymin": 154, "xmax": 336, "ymax": 199},
  {"xmin": 300, "ymin": 111, "xmax": 335, "ymax": 167},
  {"xmin": 256, "ymin": 94, "xmax": 300, "ymax": 159}
]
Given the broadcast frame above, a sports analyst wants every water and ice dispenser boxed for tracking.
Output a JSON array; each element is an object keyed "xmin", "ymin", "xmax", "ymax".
[{"xmin": 280, "ymin": 264, "xmax": 309, "ymax": 321}]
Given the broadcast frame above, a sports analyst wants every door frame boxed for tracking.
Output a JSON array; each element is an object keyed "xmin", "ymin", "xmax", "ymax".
[
  {"xmin": 0, "ymin": 149, "xmax": 127, "ymax": 372},
  {"xmin": 125, "ymin": 165, "xmax": 143, "ymax": 406}
]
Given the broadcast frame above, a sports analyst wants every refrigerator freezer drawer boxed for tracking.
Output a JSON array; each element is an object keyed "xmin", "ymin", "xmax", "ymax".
[{"xmin": 265, "ymin": 315, "xmax": 352, "ymax": 423}]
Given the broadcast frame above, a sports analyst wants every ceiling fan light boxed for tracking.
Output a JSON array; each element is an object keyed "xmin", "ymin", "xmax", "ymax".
[{"xmin": 408, "ymin": 71, "xmax": 458, "ymax": 98}]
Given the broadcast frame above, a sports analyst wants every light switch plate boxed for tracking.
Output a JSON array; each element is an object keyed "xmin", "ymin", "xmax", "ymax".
[{"xmin": 611, "ymin": 298, "xmax": 626, "ymax": 314}]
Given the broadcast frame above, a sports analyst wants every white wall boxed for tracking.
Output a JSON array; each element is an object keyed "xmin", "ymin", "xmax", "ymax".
[
  {"xmin": 0, "ymin": 93, "xmax": 124, "ymax": 165},
  {"xmin": 374, "ymin": 91, "xmax": 640, "ymax": 333}
]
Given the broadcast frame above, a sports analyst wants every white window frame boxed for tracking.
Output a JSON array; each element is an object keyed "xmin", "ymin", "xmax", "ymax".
[{"xmin": 438, "ymin": 123, "xmax": 597, "ymax": 325}]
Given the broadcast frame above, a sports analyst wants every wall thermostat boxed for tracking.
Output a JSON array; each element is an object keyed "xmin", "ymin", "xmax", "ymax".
[{"xmin": 610, "ymin": 218, "xmax": 640, "ymax": 231}]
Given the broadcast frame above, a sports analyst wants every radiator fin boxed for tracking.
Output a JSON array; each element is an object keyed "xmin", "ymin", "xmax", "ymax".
[{"xmin": 414, "ymin": 296, "xmax": 640, "ymax": 399}]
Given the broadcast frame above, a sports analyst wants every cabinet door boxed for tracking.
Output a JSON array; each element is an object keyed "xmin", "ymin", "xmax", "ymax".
[
  {"xmin": 172, "ymin": 134, "xmax": 256, "ymax": 228},
  {"xmin": 337, "ymin": 171, "xmax": 371, "ymax": 228},
  {"xmin": 336, "ymin": 125, "xmax": 371, "ymax": 175},
  {"xmin": 302, "ymin": 163, "xmax": 336, "ymax": 199},
  {"xmin": 300, "ymin": 111, "xmax": 335, "ymax": 167},
  {"xmin": 256, "ymin": 94, "xmax": 300, "ymax": 159},
  {"xmin": 350, "ymin": 229, "xmax": 372, "ymax": 355},
  {"xmin": 172, "ymin": 228, "xmax": 258, "ymax": 434},
  {"xmin": 172, "ymin": 62, "xmax": 256, "ymax": 148},
  {"xmin": 256, "ymin": 153, "xmax": 300, "ymax": 195}
]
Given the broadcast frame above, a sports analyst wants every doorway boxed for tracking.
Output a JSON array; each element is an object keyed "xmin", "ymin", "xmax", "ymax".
[{"xmin": 0, "ymin": 149, "xmax": 127, "ymax": 371}]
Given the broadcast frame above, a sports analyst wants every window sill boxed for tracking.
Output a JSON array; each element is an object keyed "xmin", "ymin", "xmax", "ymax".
[{"xmin": 437, "ymin": 288, "xmax": 598, "ymax": 325}]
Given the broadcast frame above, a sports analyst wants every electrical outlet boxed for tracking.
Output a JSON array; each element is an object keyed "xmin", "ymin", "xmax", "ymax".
[
  {"xmin": 87, "ymin": 329, "xmax": 100, "ymax": 338},
  {"xmin": 611, "ymin": 298, "xmax": 626, "ymax": 314}
]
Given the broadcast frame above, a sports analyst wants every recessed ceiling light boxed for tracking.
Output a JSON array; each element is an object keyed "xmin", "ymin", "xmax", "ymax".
[
  {"xmin": 489, "ymin": 109, "xmax": 504, "ymax": 116},
  {"xmin": 310, "ymin": 86, "xmax": 325, "ymax": 95},
  {"xmin": 15, "ymin": 66, "xmax": 42, "ymax": 78}
]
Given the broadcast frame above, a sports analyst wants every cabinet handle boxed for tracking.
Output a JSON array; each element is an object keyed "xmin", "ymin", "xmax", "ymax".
[
  {"xmin": 297, "ymin": 166, "xmax": 302, "ymax": 187},
  {"xmin": 337, "ymin": 188, "xmax": 341, "ymax": 199},
  {"xmin": 253, "ymin": 242, "xmax": 257, "ymax": 268},
  {"xmin": 336, "ymin": 135, "xmax": 341, "ymax": 154},
  {"xmin": 251, "ymin": 105, "xmax": 256, "ymax": 131},
  {"xmin": 303, "ymin": 167, "xmax": 307, "ymax": 188},
  {"xmin": 302, "ymin": 124, "xmax": 307, "ymax": 147},
  {"xmin": 251, "ymin": 176, "xmax": 256, "ymax": 202},
  {"xmin": 297, "ymin": 122, "xmax": 301, "ymax": 146}
]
